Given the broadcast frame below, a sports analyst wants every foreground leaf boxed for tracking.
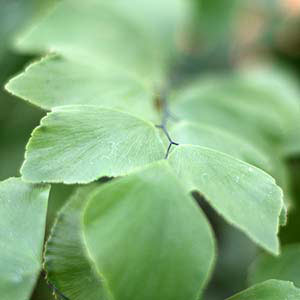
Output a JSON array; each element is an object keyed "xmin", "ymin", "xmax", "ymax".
[
  {"xmin": 169, "ymin": 122, "xmax": 290, "ymax": 222},
  {"xmin": 45, "ymin": 184, "xmax": 111, "ymax": 300},
  {"xmin": 248, "ymin": 244, "xmax": 300, "ymax": 287},
  {"xmin": 168, "ymin": 145, "xmax": 283, "ymax": 254},
  {"xmin": 21, "ymin": 105, "xmax": 165, "ymax": 184},
  {"xmin": 83, "ymin": 162, "xmax": 215, "ymax": 300},
  {"xmin": 226, "ymin": 280, "xmax": 300, "ymax": 300},
  {"xmin": 0, "ymin": 178, "xmax": 50, "ymax": 300}
]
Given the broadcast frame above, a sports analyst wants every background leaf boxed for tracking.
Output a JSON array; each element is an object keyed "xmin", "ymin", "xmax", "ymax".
[
  {"xmin": 169, "ymin": 70, "xmax": 300, "ymax": 151},
  {"xmin": 5, "ymin": 55, "xmax": 158, "ymax": 121},
  {"xmin": 45, "ymin": 184, "xmax": 112, "ymax": 300},
  {"xmin": 226, "ymin": 279, "xmax": 300, "ymax": 300},
  {"xmin": 248, "ymin": 244, "xmax": 300, "ymax": 287},
  {"xmin": 14, "ymin": 0, "xmax": 190, "ymax": 82}
]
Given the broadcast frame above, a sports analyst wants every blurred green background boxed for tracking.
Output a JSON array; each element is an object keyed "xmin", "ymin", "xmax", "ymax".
[{"xmin": 1, "ymin": 0, "xmax": 300, "ymax": 299}]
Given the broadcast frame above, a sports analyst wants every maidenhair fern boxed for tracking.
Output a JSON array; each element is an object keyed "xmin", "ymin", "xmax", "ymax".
[{"xmin": 1, "ymin": 0, "xmax": 300, "ymax": 299}]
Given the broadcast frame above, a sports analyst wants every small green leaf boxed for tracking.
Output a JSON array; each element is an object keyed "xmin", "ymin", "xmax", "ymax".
[
  {"xmin": 5, "ymin": 55, "xmax": 157, "ymax": 121},
  {"xmin": 168, "ymin": 145, "xmax": 283, "ymax": 254},
  {"xmin": 0, "ymin": 178, "xmax": 50, "ymax": 300},
  {"xmin": 21, "ymin": 105, "xmax": 165, "ymax": 184},
  {"xmin": 248, "ymin": 244, "xmax": 300, "ymax": 287},
  {"xmin": 83, "ymin": 161, "xmax": 215, "ymax": 300},
  {"xmin": 226, "ymin": 280, "xmax": 300, "ymax": 300},
  {"xmin": 45, "ymin": 184, "xmax": 112, "ymax": 300}
]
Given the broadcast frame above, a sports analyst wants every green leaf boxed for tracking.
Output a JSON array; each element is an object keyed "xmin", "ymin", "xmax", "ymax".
[
  {"xmin": 168, "ymin": 121, "xmax": 290, "ymax": 219},
  {"xmin": 44, "ymin": 162, "xmax": 215, "ymax": 299},
  {"xmin": 168, "ymin": 145, "xmax": 283, "ymax": 254},
  {"xmin": 5, "ymin": 55, "xmax": 157, "ymax": 121},
  {"xmin": 248, "ymin": 244, "xmax": 300, "ymax": 287},
  {"xmin": 170, "ymin": 71, "xmax": 300, "ymax": 149},
  {"xmin": 21, "ymin": 105, "xmax": 165, "ymax": 184},
  {"xmin": 45, "ymin": 184, "xmax": 112, "ymax": 300},
  {"xmin": 0, "ymin": 0, "xmax": 54, "ymax": 60},
  {"xmin": 83, "ymin": 161, "xmax": 215, "ymax": 300},
  {"xmin": 169, "ymin": 121, "xmax": 271, "ymax": 172},
  {"xmin": 226, "ymin": 280, "xmax": 300, "ymax": 300},
  {"xmin": 0, "ymin": 178, "xmax": 50, "ymax": 300},
  {"xmin": 15, "ymin": 0, "xmax": 188, "ymax": 80},
  {"xmin": 283, "ymin": 122, "xmax": 300, "ymax": 157}
]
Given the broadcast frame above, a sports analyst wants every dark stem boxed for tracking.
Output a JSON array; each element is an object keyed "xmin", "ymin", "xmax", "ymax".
[{"xmin": 155, "ymin": 94, "xmax": 179, "ymax": 159}]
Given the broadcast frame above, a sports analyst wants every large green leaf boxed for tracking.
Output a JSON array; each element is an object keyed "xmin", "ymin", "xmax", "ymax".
[
  {"xmin": 0, "ymin": 178, "xmax": 50, "ymax": 300},
  {"xmin": 45, "ymin": 184, "xmax": 111, "ymax": 300},
  {"xmin": 226, "ymin": 280, "xmax": 300, "ymax": 300},
  {"xmin": 168, "ymin": 145, "xmax": 283, "ymax": 254},
  {"xmin": 82, "ymin": 162, "xmax": 215, "ymax": 300},
  {"xmin": 248, "ymin": 244, "xmax": 300, "ymax": 287},
  {"xmin": 21, "ymin": 105, "xmax": 165, "ymax": 184},
  {"xmin": 44, "ymin": 162, "xmax": 215, "ymax": 299},
  {"xmin": 5, "ymin": 55, "xmax": 157, "ymax": 121}
]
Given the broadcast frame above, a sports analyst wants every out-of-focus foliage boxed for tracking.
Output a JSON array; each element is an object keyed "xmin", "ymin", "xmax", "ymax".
[
  {"xmin": 249, "ymin": 244, "xmax": 300, "ymax": 287},
  {"xmin": 0, "ymin": 0, "xmax": 55, "ymax": 181},
  {"xmin": 1, "ymin": 0, "xmax": 300, "ymax": 299},
  {"xmin": 226, "ymin": 280, "xmax": 300, "ymax": 300}
]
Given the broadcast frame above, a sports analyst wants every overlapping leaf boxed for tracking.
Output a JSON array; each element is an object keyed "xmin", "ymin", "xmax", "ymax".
[
  {"xmin": 21, "ymin": 104, "xmax": 284, "ymax": 255},
  {"xmin": 21, "ymin": 105, "xmax": 165, "ymax": 184},
  {"xmin": 168, "ymin": 145, "xmax": 283, "ymax": 254},
  {"xmin": 45, "ymin": 184, "xmax": 111, "ymax": 300},
  {"xmin": 226, "ymin": 280, "xmax": 300, "ymax": 300},
  {"xmin": 45, "ymin": 162, "xmax": 215, "ymax": 300},
  {"xmin": 6, "ymin": 56, "xmax": 157, "ymax": 120},
  {"xmin": 169, "ymin": 120, "xmax": 290, "ymax": 224},
  {"xmin": 0, "ymin": 178, "xmax": 50, "ymax": 300}
]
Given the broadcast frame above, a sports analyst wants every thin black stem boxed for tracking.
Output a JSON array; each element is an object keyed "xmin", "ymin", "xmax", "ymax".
[{"xmin": 155, "ymin": 93, "xmax": 179, "ymax": 159}]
